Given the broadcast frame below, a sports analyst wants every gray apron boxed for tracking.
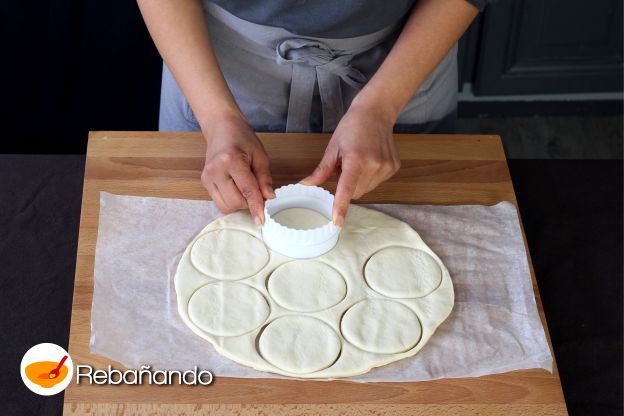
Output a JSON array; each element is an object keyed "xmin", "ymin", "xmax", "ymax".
[{"xmin": 159, "ymin": 2, "xmax": 458, "ymax": 133}]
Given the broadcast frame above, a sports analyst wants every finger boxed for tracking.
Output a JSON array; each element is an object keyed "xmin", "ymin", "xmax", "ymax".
[
  {"xmin": 353, "ymin": 175, "xmax": 373, "ymax": 200},
  {"xmin": 366, "ymin": 158, "xmax": 401, "ymax": 193},
  {"xmin": 205, "ymin": 182, "xmax": 231, "ymax": 213},
  {"xmin": 300, "ymin": 146, "xmax": 338, "ymax": 186},
  {"xmin": 357, "ymin": 166, "xmax": 387, "ymax": 198},
  {"xmin": 230, "ymin": 163, "xmax": 265, "ymax": 226},
  {"xmin": 333, "ymin": 160, "xmax": 361, "ymax": 227},
  {"xmin": 215, "ymin": 177, "xmax": 246, "ymax": 211},
  {"xmin": 251, "ymin": 149, "xmax": 275, "ymax": 200}
]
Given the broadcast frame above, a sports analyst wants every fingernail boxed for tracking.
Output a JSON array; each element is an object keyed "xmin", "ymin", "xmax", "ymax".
[
  {"xmin": 298, "ymin": 178, "xmax": 310, "ymax": 185},
  {"xmin": 332, "ymin": 213, "xmax": 344, "ymax": 228},
  {"xmin": 268, "ymin": 186, "xmax": 276, "ymax": 199},
  {"xmin": 254, "ymin": 216, "xmax": 262, "ymax": 226}
]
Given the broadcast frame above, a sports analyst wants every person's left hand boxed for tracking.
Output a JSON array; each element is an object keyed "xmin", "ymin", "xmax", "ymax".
[{"xmin": 300, "ymin": 106, "xmax": 401, "ymax": 227}]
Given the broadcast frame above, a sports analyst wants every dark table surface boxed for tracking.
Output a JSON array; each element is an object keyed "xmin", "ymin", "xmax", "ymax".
[{"xmin": 1, "ymin": 155, "xmax": 621, "ymax": 416}]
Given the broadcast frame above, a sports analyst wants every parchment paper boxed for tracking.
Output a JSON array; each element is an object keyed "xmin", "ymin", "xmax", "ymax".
[{"xmin": 90, "ymin": 192, "xmax": 552, "ymax": 382}]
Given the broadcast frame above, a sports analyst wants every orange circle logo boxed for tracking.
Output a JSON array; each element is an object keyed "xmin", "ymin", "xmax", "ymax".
[{"xmin": 20, "ymin": 343, "xmax": 73, "ymax": 396}]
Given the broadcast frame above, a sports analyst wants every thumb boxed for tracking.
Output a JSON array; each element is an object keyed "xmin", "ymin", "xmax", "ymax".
[{"xmin": 300, "ymin": 147, "xmax": 338, "ymax": 186}]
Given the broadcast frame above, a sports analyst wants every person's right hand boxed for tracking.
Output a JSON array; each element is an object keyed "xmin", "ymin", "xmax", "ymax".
[{"xmin": 201, "ymin": 114, "xmax": 275, "ymax": 225}]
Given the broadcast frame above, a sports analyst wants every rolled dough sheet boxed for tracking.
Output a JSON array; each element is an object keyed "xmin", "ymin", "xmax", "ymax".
[{"xmin": 174, "ymin": 205, "xmax": 454, "ymax": 378}]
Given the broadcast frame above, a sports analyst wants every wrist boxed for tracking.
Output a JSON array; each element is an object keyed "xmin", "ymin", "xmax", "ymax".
[
  {"xmin": 349, "ymin": 92, "xmax": 400, "ymax": 126},
  {"xmin": 199, "ymin": 107, "xmax": 249, "ymax": 142},
  {"xmin": 349, "ymin": 90, "xmax": 401, "ymax": 126}
]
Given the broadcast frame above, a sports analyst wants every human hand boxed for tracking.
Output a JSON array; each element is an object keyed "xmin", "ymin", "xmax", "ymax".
[
  {"xmin": 201, "ymin": 114, "xmax": 275, "ymax": 225},
  {"xmin": 300, "ymin": 106, "xmax": 400, "ymax": 227}
]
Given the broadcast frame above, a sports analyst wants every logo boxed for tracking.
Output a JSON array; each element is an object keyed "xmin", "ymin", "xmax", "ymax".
[{"xmin": 20, "ymin": 343, "xmax": 74, "ymax": 396}]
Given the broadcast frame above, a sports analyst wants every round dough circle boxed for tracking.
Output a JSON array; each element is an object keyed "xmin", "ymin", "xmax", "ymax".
[
  {"xmin": 188, "ymin": 282, "xmax": 270, "ymax": 336},
  {"xmin": 190, "ymin": 229, "xmax": 269, "ymax": 280},
  {"xmin": 259, "ymin": 316, "xmax": 341, "ymax": 374},
  {"xmin": 341, "ymin": 299, "xmax": 422, "ymax": 354},
  {"xmin": 365, "ymin": 246, "xmax": 442, "ymax": 298},
  {"xmin": 267, "ymin": 261, "xmax": 346, "ymax": 312}
]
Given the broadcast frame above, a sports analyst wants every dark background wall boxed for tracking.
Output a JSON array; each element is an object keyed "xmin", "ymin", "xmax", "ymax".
[
  {"xmin": 3, "ymin": 0, "xmax": 161, "ymax": 153},
  {"xmin": 463, "ymin": 0, "xmax": 622, "ymax": 95}
]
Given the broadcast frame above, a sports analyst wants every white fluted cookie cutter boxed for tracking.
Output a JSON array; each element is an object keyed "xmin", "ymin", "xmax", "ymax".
[{"xmin": 262, "ymin": 184, "xmax": 341, "ymax": 259}]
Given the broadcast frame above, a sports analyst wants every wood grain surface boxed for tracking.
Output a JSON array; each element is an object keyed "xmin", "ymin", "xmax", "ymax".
[{"xmin": 64, "ymin": 131, "xmax": 567, "ymax": 415}]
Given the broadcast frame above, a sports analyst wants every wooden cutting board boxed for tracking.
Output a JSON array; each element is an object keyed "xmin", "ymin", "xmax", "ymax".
[{"xmin": 64, "ymin": 131, "xmax": 567, "ymax": 415}]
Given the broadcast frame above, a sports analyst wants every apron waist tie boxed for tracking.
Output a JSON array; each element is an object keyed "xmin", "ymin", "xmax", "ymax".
[{"xmin": 276, "ymin": 39, "xmax": 367, "ymax": 132}]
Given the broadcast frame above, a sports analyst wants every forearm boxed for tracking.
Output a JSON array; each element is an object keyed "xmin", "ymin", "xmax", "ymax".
[
  {"xmin": 137, "ymin": 0, "xmax": 243, "ymax": 132},
  {"xmin": 351, "ymin": 0, "xmax": 478, "ymax": 122}
]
